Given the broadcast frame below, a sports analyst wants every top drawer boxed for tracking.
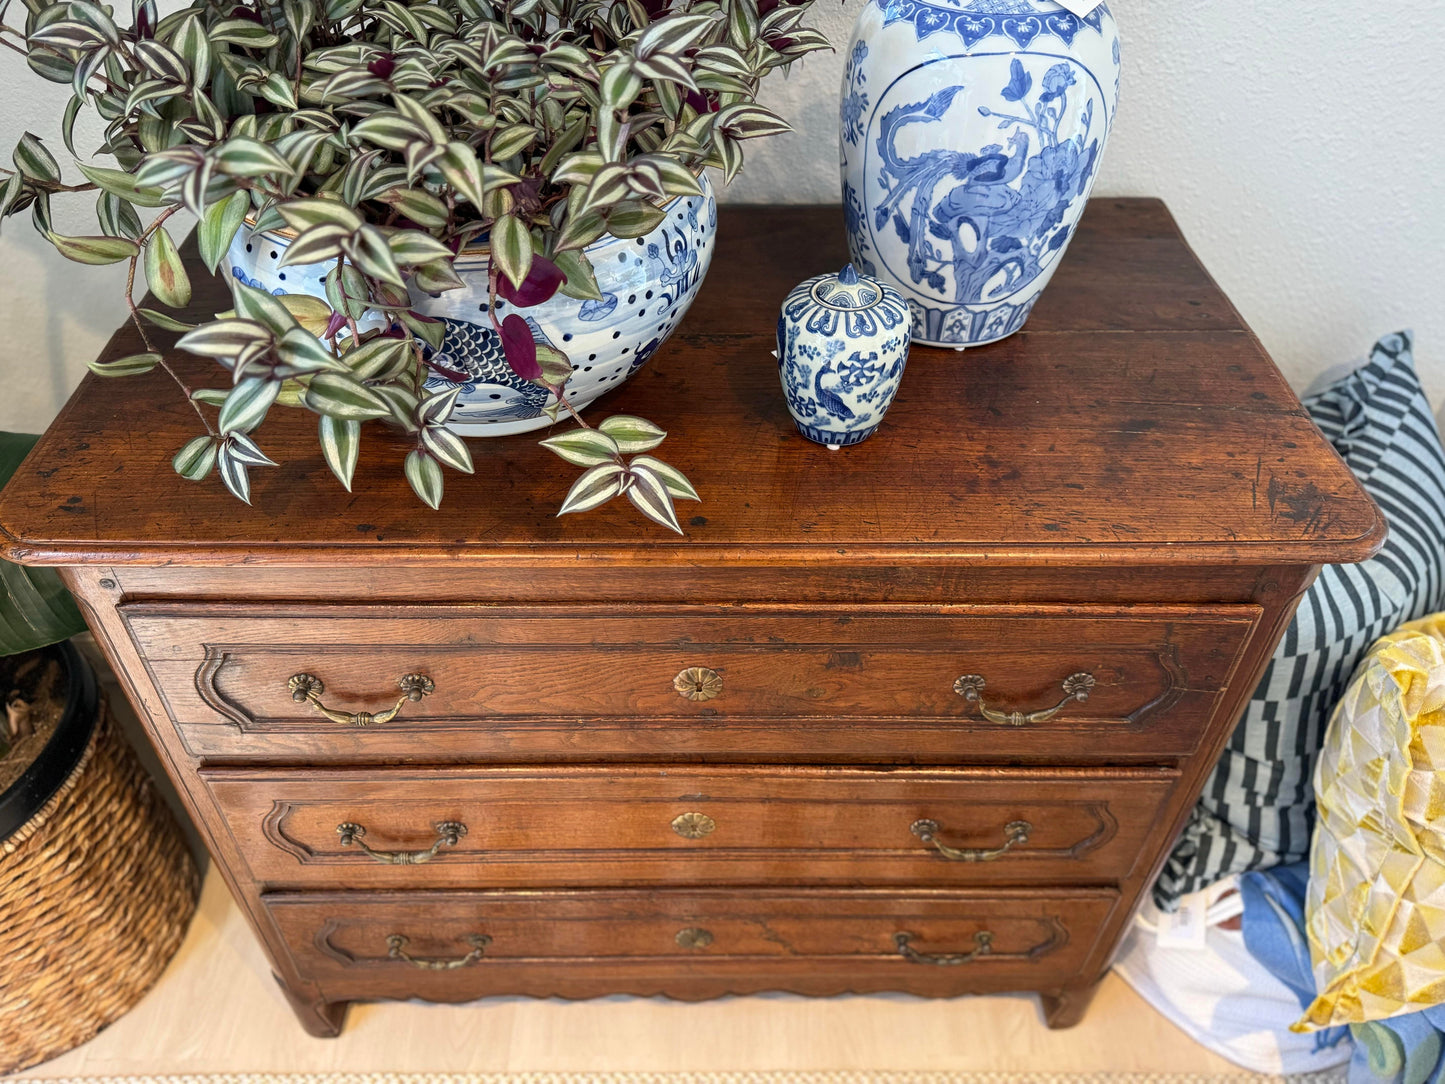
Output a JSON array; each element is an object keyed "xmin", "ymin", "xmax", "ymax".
[{"xmin": 124, "ymin": 602, "xmax": 1260, "ymax": 763}]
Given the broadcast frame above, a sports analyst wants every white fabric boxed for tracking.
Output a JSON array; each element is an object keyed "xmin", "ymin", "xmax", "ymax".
[{"xmin": 1115, "ymin": 879, "xmax": 1352, "ymax": 1075}]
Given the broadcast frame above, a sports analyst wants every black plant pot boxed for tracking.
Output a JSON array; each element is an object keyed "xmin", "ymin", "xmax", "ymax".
[{"xmin": 0, "ymin": 640, "xmax": 99, "ymax": 843}]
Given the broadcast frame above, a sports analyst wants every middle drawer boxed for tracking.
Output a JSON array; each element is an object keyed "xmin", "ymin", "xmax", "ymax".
[{"xmin": 203, "ymin": 765, "xmax": 1178, "ymax": 889}]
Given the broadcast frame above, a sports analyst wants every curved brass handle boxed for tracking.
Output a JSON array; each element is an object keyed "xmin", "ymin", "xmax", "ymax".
[
  {"xmin": 287, "ymin": 672, "xmax": 435, "ymax": 727},
  {"xmin": 953, "ymin": 672, "xmax": 1095, "ymax": 726},
  {"xmin": 386, "ymin": 933, "xmax": 489, "ymax": 970},
  {"xmin": 911, "ymin": 818, "xmax": 1031, "ymax": 862},
  {"xmin": 337, "ymin": 820, "xmax": 466, "ymax": 864},
  {"xmin": 895, "ymin": 930, "xmax": 993, "ymax": 966}
]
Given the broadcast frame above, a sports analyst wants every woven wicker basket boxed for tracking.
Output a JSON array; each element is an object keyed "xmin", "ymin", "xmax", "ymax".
[{"xmin": 0, "ymin": 648, "xmax": 200, "ymax": 1075}]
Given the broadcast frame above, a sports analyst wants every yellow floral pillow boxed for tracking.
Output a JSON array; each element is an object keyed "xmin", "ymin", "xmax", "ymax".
[{"xmin": 1298, "ymin": 613, "xmax": 1445, "ymax": 1030}]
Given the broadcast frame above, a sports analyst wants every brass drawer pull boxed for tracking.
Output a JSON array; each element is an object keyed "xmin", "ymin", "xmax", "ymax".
[
  {"xmin": 386, "ymin": 933, "xmax": 490, "ymax": 970},
  {"xmin": 953, "ymin": 671, "xmax": 1095, "ymax": 726},
  {"xmin": 671, "ymin": 811, "xmax": 717, "ymax": 839},
  {"xmin": 674, "ymin": 666, "xmax": 722, "ymax": 701},
  {"xmin": 895, "ymin": 930, "xmax": 993, "ymax": 966},
  {"xmin": 675, "ymin": 927, "xmax": 714, "ymax": 949},
  {"xmin": 287, "ymin": 672, "xmax": 435, "ymax": 727},
  {"xmin": 337, "ymin": 820, "xmax": 466, "ymax": 864},
  {"xmin": 911, "ymin": 818, "xmax": 1031, "ymax": 862}
]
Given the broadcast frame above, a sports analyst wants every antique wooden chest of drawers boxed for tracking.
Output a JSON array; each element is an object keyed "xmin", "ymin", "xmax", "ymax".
[{"xmin": 0, "ymin": 200, "xmax": 1384, "ymax": 1036}]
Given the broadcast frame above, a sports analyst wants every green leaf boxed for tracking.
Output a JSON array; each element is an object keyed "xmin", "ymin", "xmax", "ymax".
[
  {"xmin": 342, "ymin": 337, "xmax": 412, "ymax": 380},
  {"xmin": 87, "ymin": 351, "xmax": 160, "ymax": 376},
  {"xmin": 489, "ymin": 124, "xmax": 537, "ymax": 160},
  {"xmin": 380, "ymin": 187, "xmax": 450, "ymax": 229},
  {"xmin": 218, "ymin": 376, "xmax": 280, "ymax": 433},
  {"xmin": 553, "ymin": 248, "xmax": 603, "ymax": 301},
  {"xmin": 344, "ymin": 224, "xmax": 405, "ymax": 287},
  {"xmin": 420, "ymin": 424, "xmax": 473, "ymax": 473},
  {"xmin": 76, "ymin": 161, "xmax": 166, "ymax": 207},
  {"xmin": 604, "ymin": 201, "xmax": 668, "ymax": 239},
  {"xmin": 47, "ymin": 230, "xmax": 140, "ymax": 265},
  {"xmin": 177, "ymin": 318, "xmax": 273, "ymax": 357},
  {"xmin": 626, "ymin": 462, "xmax": 683, "ymax": 534},
  {"xmin": 208, "ymin": 17, "xmax": 281, "ymax": 47},
  {"xmin": 304, "ymin": 371, "xmax": 391, "ymax": 420},
  {"xmin": 0, "ymin": 172, "xmax": 26, "ymax": 220},
  {"xmin": 557, "ymin": 461, "xmax": 627, "ymax": 517},
  {"xmin": 14, "ymin": 132, "xmax": 61, "ymax": 183},
  {"xmin": 214, "ymin": 137, "xmax": 292, "ymax": 178},
  {"xmin": 278, "ymin": 197, "xmax": 364, "ymax": 233},
  {"xmin": 279, "ymin": 222, "xmax": 352, "ymax": 267},
  {"xmin": 137, "ymin": 307, "xmax": 196, "ymax": 332},
  {"xmin": 0, "ymin": 432, "xmax": 87, "ymax": 654},
  {"xmin": 540, "ymin": 427, "xmax": 620, "ymax": 468},
  {"xmin": 534, "ymin": 344, "xmax": 574, "ymax": 386},
  {"xmin": 276, "ymin": 327, "xmax": 344, "ymax": 374},
  {"xmin": 387, "ymin": 229, "xmax": 452, "ymax": 267},
  {"xmin": 172, "ymin": 434, "xmax": 217, "ymax": 480},
  {"xmin": 629, "ymin": 454, "xmax": 699, "ymax": 501},
  {"xmin": 490, "ymin": 213, "xmax": 532, "ymax": 290},
  {"xmin": 318, "ymin": 414, "xmax": 360, "ymax": 491},
  {"xmin": 144, "ymin": 226, "xmax": 191, "ymax": 307},
  {"xmin": 169, "ymin": 13, "xmax": 212, "ymax": 88},
  {"xmin": 198, "ymin": 190, "xmax": 251, "ymax": 275},
  {"xmin": 598, "ymin": 414, "xmax": 666, "ymax": 453},
  {"xmin": 350, "ymin": 111, "xmax": 428, "ymax": 152},
  {"xmin": 404, "ymin": 448, "xmax": 444, "ymax": 509},
  {"xmin": 715, "ymin": 102, "xmax": 793, "ymax": 140},
  {"xmin": 96, "ymin": 191, "xmax": 143, "ymax": 241},
  {"xmin": 232, "ymin": 279, "xmax": 299, "ymax": 335}
]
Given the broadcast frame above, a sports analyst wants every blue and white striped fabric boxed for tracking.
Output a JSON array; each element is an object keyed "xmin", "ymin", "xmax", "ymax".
[{"xmin": 1154, "ymin": 331, "xmax": 1445, "ymax": 910}]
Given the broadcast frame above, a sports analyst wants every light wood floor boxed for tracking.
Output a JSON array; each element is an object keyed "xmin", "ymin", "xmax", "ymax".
[{"xmin": 10, "ymin": 869, "xmax": 1244, "ymax": 1078}]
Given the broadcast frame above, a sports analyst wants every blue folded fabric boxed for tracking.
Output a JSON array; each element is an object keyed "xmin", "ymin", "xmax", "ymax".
[
  {"xmin": 1239, "ymin": 862, "xmax": 1445, "ymax": 1083},
  {"xmin": 1239, "ymin": 864, "xmax": 1350, "ymax": 1055}
]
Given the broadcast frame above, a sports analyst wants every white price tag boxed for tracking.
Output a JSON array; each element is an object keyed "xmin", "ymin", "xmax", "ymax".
[
  {"xmin": 1054, "ymin": 0, "xmax": 1104, "ymax": 16},
  {"xmin": 1155, "ymin": 893, "xmax": 1210, "ymax": 951}
]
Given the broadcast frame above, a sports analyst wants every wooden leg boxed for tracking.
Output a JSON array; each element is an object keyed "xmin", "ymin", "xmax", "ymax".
[
  {"xmin": 273, "ymin": 974, "xmax": 349, "ymax": 1038},
  {"xmin": 1039, "ymin": 979, "xmax": 1102, "ymax": 1030}
]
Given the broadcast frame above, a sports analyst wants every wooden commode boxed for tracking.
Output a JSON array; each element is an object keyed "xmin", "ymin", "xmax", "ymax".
[{"xmin": 0, "ymin": 200, "xmax": 1384, "ymax": 1036}]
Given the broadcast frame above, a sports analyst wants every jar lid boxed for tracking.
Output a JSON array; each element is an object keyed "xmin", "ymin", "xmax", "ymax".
[{"xmin": 810, "ymin": 264, "xmax": 883, "ymax": 310}]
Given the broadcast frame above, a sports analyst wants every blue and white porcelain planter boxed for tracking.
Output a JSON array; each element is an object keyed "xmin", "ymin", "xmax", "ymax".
[
  {"xmin": 840, "ymin": 0, "xmax": 1120, "ymax": 348},
  {"xmin": 226, "ymin": 176, "xmax": 717, "ymax": 436},
  {"xmin": 776, "ymin": 264, "xmax": 911, "ymax": 449}
]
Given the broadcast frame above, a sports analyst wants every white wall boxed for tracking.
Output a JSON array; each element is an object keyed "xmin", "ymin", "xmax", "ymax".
[{"xmin": 2, "ymin": 0, "xmax": 1442, "ymax": 433}]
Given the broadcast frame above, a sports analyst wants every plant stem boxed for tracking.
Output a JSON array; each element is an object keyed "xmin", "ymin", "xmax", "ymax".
[{"xmin": 123, "ymin": 204, "xmax": 216, "ymax": 436}]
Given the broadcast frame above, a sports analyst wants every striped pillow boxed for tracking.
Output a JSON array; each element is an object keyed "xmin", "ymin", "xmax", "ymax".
[{"xmin": 1153, "ymin": 331, "xmax": 1445, "ymax": 910}]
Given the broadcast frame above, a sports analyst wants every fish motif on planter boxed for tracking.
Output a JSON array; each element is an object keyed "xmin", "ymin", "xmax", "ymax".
[
  {"xmin": 423, "ymin": 316, "xmax": 552, "ymax": 422},
  {"xmin": 872, "ymin": 59, "xmax": 1100, "ymax": 308}
]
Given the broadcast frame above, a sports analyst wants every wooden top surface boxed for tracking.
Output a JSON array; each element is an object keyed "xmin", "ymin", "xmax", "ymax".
[{"xmin": 0, "ymin": 199, "xmax": 1384, "ymax": 568}]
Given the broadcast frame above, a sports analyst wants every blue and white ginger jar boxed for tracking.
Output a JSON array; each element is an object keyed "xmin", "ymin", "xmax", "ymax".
[
  {"xmin": 840, "ymin": 0, "xmax": 1120, "ymax": 348},
  {"xmin": 226, "ymin": 177, "xmax": 717, "ymax": 436},
  {"xmin": 776, "ymin": 264, "xmax": 911, "ymax": 449}
]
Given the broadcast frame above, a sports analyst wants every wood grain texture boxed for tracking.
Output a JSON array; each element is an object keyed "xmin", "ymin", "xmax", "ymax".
[
  {"xmin": 262, "ymin": 887, "xmax": 1120, "ymax": 1004},
  {"xmin": 0, "ymin": 201, "xmax": 1384, "ymax": 567},
  {"xmin": 123, "ymin": 601, "xmax": 1257, "ymax": 763},
  {"xmin": 200, "ymin": 765, "xmax": 1176, "ymax": 888},
  {"xmin": 0, "ymin": 201, "xmax": 1386, "ymax": 1036}
]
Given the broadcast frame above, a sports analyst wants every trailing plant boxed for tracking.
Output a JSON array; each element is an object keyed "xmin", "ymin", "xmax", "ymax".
[{"xmin": 0, "ymin": 0, "xmax": 825, "ymax": 530}]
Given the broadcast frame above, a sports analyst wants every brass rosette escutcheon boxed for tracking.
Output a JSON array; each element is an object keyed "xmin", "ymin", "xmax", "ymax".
[{"xmin": 674, "ymin": 666, "xmax": 723, "ymax": 701}]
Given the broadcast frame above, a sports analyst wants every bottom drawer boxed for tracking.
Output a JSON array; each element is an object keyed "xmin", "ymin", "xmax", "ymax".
[{"xmin": 264, "ymin": 887, "xmax": 1119, "ymax": 1002}]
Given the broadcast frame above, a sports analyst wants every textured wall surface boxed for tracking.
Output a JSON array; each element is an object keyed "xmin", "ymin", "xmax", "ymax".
[{"xmin": 1, "ymin": 0, "xmax": 1441, "ymax": 433}]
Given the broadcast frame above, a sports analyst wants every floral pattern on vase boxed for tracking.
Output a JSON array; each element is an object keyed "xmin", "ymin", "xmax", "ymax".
[
  {"xmin": 776, "ymin": 264, "xmax": 911, "ymax": 449},
  {"xmin": 840, "ymin": 0, "xmax": 1119, "ymax": 348},
  {"xmin": 226, "ymin": 175, "xmax": 717, "ymax": 436}
]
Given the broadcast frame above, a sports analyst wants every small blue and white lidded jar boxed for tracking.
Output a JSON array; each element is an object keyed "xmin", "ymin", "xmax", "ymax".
[{"xmin": 776, "ymin": 264, "xmax": 911, "ymax": 450}]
